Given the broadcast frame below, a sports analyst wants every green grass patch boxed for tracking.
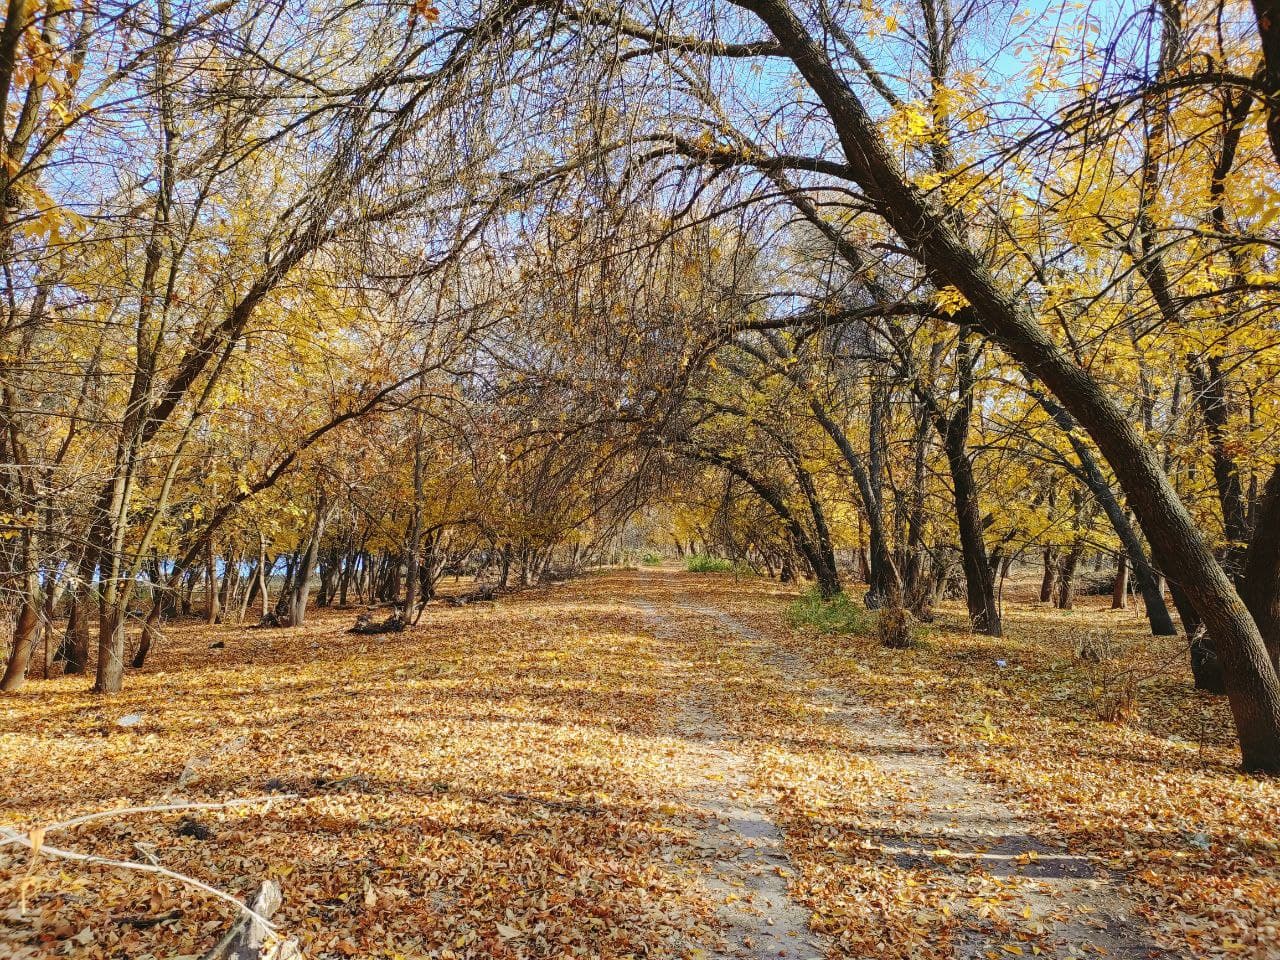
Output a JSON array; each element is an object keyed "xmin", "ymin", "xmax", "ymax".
[
  {"xmin": 787, "ymin": 587, "xmax": 874, "ymax": 635},
  {"xmin": 685, "ymin": 554, "xmax": 736, "ymax": 573}
]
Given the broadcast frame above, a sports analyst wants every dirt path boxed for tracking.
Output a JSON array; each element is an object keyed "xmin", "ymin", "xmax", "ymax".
[
  {"xmin": 637, "ymin": 597, "xmax": 827, "ymax": 960},
  {"xmin": 630, "ymin": 570, "xmax": 1172, "ymax": 960}
]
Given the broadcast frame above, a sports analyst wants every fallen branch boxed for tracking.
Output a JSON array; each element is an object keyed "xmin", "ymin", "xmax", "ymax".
[
  {"xmin": 0, "ymin": 795, "xmax": 299, "ymax": 942},
  {"xmin": 200, "ymin": 880, "xmax": 301, "ymax": 960},
  {"xmin": 0, "ymin": 796, "xmax": 292, "ymax": 850},
  {"xmin": 0, "ymin": 825, "xmax": 280, "ymax": 932},
  {"xmin": 118, "ymin": 908, "xmax": 184, "ymax": 928},
  {"xmin": 349, "ymin": 611, "xmax": 405, "ymax": 634}
]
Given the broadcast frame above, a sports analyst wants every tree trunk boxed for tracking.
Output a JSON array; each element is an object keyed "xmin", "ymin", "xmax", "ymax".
[
  {"xmin": 218, "ymin": 550, "xmax": 235, "ymax": 618},
  {"xmin": 1112, "ymin": 555, "xmax": 1129, "ymax": 610},
  {"xmin": 1056, "ymin": 543, "xmax": 1081, "ymax": 611},
  {"xmin": 404, "ymin": 432, "xmax": 425, "ymax": 618},
  {"xmin": 259, "ymin": 545, "xmax": 272, "ymax": 619},
  {"xmin": 741, "ymin": 0, "xmax": 1280, "ymax": 767},
  {"xmin": 338, "ymin": 547, "xmax": 355, "ymax": 607},
  {"xmin": 206, "ymin": 540, "xmax": 220, "ymax": 625},
  {"xmin": 793, "ymin": 381, "xmax": 898, "ymax": 603},
  {"xmin": 939, "ymin": 409, "xmax": 1000, "ymax": 635},
  {"xmin": 131, "ymin": 598, "xmax": 164, "ymax": 669},
  {"xmin": 498, "ymin": 544, "xmax": 511, "ymax": 589},
  {"xmin": 93, "ymin": 602, "xmax": 125, "ymax": 694},
  {"xmin": 290, "ymin": 497, "xmax": 326, "ymax": 627},
  {"xmin": 790, "ymin": 457, "xmax": 843, "ymax": 598},
  {"xmin": 0, "ymin": 592, "xmax": 40, "ymax": 692},
  {"xmin": 64, "ymin": 583, "xmax": 92, "ymax": 675},
  {"xmin": 239, "ymin": 555, "xmax": 260, "ymax": 624},
  {"xmin": 780, "ymin": 552, "xmax": 795, "ymax": 583},
  {"xmin": 1241, "ymin": 465, "xmax": 1280, "ymax": 668},
  {"xmin": 1040, "ymin": 547, "xmax": 1058, "ymax": 603},
  {"xmin": 181, "ymin": 565, "xmax": 196, "ymax": 616},
  {"xmin": 903, "ymin": 405, "xmax": 932, "ymax": 609}
]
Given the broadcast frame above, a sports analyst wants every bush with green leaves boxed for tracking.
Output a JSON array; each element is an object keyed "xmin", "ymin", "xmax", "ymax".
[
  {"xmin": 641, "ymin": 552, "xmax": 663, "ymax": 566},
  {"xmin": 786, "ymin": 588, "xmax": 875, "ymax": 636},
  {"xmin": 685, "ymin": 554, "xmax": 735, "ymax": 573}
]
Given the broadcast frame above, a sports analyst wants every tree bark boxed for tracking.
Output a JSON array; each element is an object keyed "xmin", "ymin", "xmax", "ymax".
[
  {"xmin": 131, "ymin": 598, "xmax": 164, "ymax": 669},
  {"xmin": 1112, "ymin": 555, "xmax": 1129, "ymax": 610},
  {"xmin": 205, "ymin": 540, "xmax": 220, "ymax": 625},
  {"xmin": 1250, "ymin": 0, "xmax": 1280, "ymax": 165},
  {"xmin": 93, "ymin": 601, "xmax": 125, "ymax": 694},
  {"xmin": 1241, "ymin": 465, "xmax": 1280, "ymax": 667},
  {"xmin": 1056, "ymin": 542, "xmax": 1081, "ymax": 610},
  {"xmin": 0, "ymin": 590, "xmax": 40, "ymax": 692},
  {"xmin": 290, "ymin": 496, "xmax": 326, "ymax": 627},
  {"xmin": 64, "ymin": 582, "xmax": 92, "ymax": 675},
  {"xmin": 933, "ymin": 376, "xmax": 1000, "ymax": 634},
  {"xmin": 1040, "ymin": 547, "xmax": 1058, "ymax": 603}
]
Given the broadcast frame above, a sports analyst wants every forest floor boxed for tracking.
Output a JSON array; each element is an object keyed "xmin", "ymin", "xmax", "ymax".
[{"xmin": 1, "ymin": 568, "xmax": 1277, "ymax": 960}]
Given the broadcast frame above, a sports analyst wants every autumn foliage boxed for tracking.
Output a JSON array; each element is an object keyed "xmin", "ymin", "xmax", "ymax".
[{"xmin": 3, "ymin": 0, "xmax": 1280, "ymax": 955}]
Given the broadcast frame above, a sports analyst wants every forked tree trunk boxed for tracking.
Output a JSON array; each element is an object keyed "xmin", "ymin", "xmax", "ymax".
[
  {"xmin": 1040, "ymin": 548, "xmax": 1058, "ymax": 603},
  {"xmin": 290, "ymin": 501, "xmax": 326, "ymax": 628}
]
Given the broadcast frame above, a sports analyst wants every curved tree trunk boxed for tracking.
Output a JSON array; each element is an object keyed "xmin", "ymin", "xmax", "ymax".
[
  {"xmin": 131, "ymin": 598, "xmax": 164, "ymax": 669},
  {"xmin": 735, "ymin": 0, "xmax": 1280, "ymax": 766},
  {"xmin": 1031, "ymin": 390, "xmax": 1177, "ymax": 634}
]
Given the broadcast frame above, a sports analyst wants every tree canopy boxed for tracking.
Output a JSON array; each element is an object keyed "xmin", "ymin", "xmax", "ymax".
[{"xmin": 2, "ymin": 0, "xmax": 1279, "ymax": 758}]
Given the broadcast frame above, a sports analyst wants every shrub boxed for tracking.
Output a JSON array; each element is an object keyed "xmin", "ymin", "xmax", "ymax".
[
  {"xmin": 786, "ymin": 588, "xmax": 874, "ymax": 636},
  {"xmin": 641, "ymin": 551, "xmax": 663, "ymax": 566},
  {"xmin": 1098, "ymin": 676, "xmax": 1140, "ymax": 724},
  {"xmin": 685, "ymin": 554, "xmax": 735, "ymax": 573},
  {"xmin": 1075, "ymin": 629, "xmax": 1115, "ymax": 663},
  {"xmin": 875, "ymin": 606, "xmax": 918, "ymax": 649}
]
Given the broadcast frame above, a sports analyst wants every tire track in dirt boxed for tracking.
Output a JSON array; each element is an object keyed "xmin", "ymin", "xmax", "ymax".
[
  {"xmin": 667, "ymin": 586, "xmax": 1173, "ymax": 960},
  {"xmin": 634, "ymin": 595, "xmax": 827, "ymax": 960}
]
